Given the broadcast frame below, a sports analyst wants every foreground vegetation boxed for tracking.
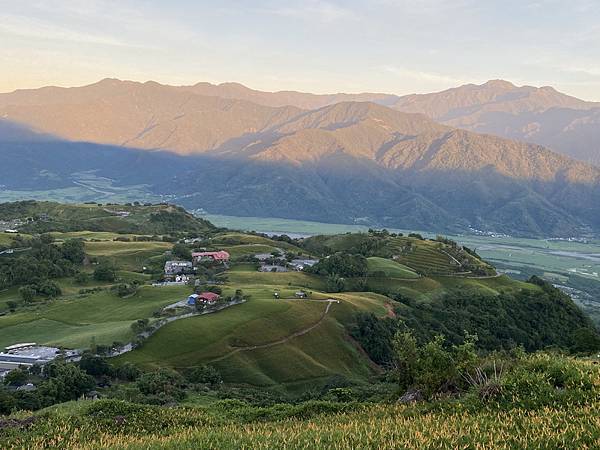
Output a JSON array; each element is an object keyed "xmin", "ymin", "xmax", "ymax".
[{"xmin": 2, "ymin": 353, "xmax": 600, "ymax": 449}]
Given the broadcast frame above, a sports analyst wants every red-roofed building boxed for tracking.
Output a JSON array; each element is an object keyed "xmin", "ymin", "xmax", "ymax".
[
  {"xmin": 198, "ymin": 292, "xmax": 220, "ymax": 304},
  {"xmin": 192, "ymin": 251, "xmax": 230, "ymax": 263}
]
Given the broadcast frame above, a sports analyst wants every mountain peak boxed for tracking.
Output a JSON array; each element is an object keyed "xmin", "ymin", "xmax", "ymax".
[{"xmin": 482, "ymin": 79, "xmax": 516, "ymax": 89}]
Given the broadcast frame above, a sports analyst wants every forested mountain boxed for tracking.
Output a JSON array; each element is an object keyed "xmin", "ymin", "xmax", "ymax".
[{"xmin": 1, "ymin": 79, "xmax": 599, "ymax": 237}]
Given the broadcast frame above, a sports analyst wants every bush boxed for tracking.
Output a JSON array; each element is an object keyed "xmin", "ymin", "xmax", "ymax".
[
  {"xmin": 187, "ymin": 365, "xmax": 222, "ymax": 386},
  {"xmin": 136, "ymin": 368, "xmax": 186, "ymax": 403},
  {"xmin": 94, "ymin": 263, "xmax": 117, "ymax": 282},
  {"xmin": 74, "ymin": 271, "xmax": 90, "ymax": 284},
  {"xmin": 19, "ymin": 285, "xmax": 36, "ymax": 303},
  {"xmin": 116, "ymin": 363, "xmax": 142, "ymax": 381}
]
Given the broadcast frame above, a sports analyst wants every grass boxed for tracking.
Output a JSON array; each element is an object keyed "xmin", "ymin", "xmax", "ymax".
[
  {"xmin": 84, "ymin": 240, "xmax": 171, "ymax": 271},
  {"xmin": 5, "ymin": 396, "xmax": 600, "ymax": 448},
  {"xmin": 0, "ymin": 286, "xmax": 189, "ymax": 349},
  {"xmin": 117, "ymin": 285, "xmax": 388, "ymax": 387},
  {"xmin": 225, "ymin": 270, "xmax": 327, "ymax": 291},
  {"xmin": 49, "ymin": 231, "xmax": 143, "ymax": 241},
  {"xmin": 367, "ymin": 257, "xmax": 419, "ymax": 279},
  {"xmin": 0, "ymin": 232, "xmax": 20, "ymax": 246},
  {"xmin": 211, "ymin": 232, "xmax": 304, "ymax": 253}
]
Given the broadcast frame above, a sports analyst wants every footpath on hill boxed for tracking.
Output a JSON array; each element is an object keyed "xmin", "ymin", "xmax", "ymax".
[{"xmin": 209, "ymin": 299, "xmax": 340, "ymax": 363}]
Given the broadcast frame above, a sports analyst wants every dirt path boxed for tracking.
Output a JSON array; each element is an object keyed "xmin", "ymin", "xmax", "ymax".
[
  {"xmin": 209, "ymin": 300, "xmax": 337, "ymax": 363},
  {"xmin": 108, "ymin": 299, "xmax": 245, "ymax": 358}
]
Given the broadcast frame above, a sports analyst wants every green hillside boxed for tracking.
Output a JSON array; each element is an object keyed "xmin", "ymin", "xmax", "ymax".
[
  {"xmin": 0, "ymin": 200, "xmax": 214, "ymax": 235},
  {"xmin": 366, "ymin": 257, "xmax": 419, "ymax": 279},
  {"xmin": 302, "ymin": 232, "xmax": 495, "ymax": 276},
  {"xmin": 0, "ymin": 204, "xmax": 596, "ymax": 394}
]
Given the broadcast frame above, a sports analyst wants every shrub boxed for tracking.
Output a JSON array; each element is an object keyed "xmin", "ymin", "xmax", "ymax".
[
  {"xmin": 94, "ymin": 263, "xmax": 116, "ymax": 282},
  {"xmin": 187, "ymin": 365, "xmax": 222, "ymax": 386},
  {"xmin": 136, "ymin": 368, "xmax": 186, "ymax": 403}
]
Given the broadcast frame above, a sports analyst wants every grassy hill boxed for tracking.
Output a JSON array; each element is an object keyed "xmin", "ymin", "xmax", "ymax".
[
  {"xmin": 0, "ymin": 200, "xmax": 214, "ymax": 235},
  {"xmin": 0, "ymin": 205, "xmax": 596, "ymax": 394},
  {"xmin": 366, "ymin": 257, "xmax": 419, "ymax": 279},
  {"xmin": 0, "ymin": 285, "xmax": 189, "ymax": 349}
]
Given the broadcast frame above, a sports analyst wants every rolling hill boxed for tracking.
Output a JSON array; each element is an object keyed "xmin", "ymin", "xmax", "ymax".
[{"xmin": 1, "ymin": 204, "xmax": 594, "ymax": 391}]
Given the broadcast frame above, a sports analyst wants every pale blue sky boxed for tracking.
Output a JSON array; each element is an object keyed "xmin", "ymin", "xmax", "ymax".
[{"xmin": 1, "ymin": 0, "xmax": 599, "ymax": 99}]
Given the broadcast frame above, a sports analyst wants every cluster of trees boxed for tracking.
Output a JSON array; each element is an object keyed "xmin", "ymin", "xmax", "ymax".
[
  {"xmin": 307, "ymin": 252, "xmax": 368, "ymax": 293},
  {"xmin": 0, "ymin": 236, "xmax": 86, "ymax": 302},
  {"xmin": 0, "ymin": 361, "xmax": 95, "ymax": 414},
  {"xmin": 0, "ymin": 355, "xmax": 222, "ymax": 414},
  {"xmin": 353, "ymin": 278, "xmax": 600, "ymax": 369},
  {"xmin": 308, "ymin": 252, "xmax": 368, "ymax": 278}
]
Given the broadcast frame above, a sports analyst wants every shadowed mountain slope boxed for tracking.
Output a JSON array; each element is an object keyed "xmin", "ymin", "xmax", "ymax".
[{"xmin": 1, "ymin": 80, "xmax": 599, "ymax": 237}]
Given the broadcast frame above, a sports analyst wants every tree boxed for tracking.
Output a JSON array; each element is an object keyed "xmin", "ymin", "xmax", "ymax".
[
  {"xmin": 172, "ymin": 243, "xmax": 192, "ymax": 260},
  {"xmin": 187, "ymin": 365, "xmax": 222, "ymax": 386},
  {"xmin": 326, "ymin": 274, "xmax": 345, "ymax": 293},
  {"xmin": 38, "ymin": 362, "xmax": 95, "ymax": 406},
  {"xmin": 36, "ymin": 280, "xmax": 62, "ymax": 298},
  {"xmin": 19, "ymin": 285, "xmax": 36, "ymax": 303},
  {"xmin": 131, "ymin": 318, "xmax": 149, "ymax": 334},
  {"xmin": 4, "ymin": 368, "xmax": 28, "ymax": 386},
  {"xmin": 61, "ymin": 239, "xmax": 86, "ymax": 264},
  {"xmin": 392, "ymin": 330, "xmax": 419, "ymax": 389},
  {"xmin": 93, "ymin": 263, "xmax": 116, "ymax": 282},
  {"xmin": 74, "ymin": 272, "xmax": 90, "ymax": 284},
  {"xmin": 79, "ymin": 354, "xmax": 113, "ymax": 377},
  {"xmin": 0, "ymin": 388, "xmax": 16, "ymax": 414},
  {"xmin": 116, "ymin": 362, "xmax": 142, "ymax": 381},
  {"xmin": 136, "ymin": 368, "xmax": 186, "ymax": 402}
]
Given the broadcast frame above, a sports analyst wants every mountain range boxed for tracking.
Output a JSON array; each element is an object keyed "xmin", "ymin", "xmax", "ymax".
[{"xmin": 0, "ymin": 78, "xmax": 599, "ymax": 237}]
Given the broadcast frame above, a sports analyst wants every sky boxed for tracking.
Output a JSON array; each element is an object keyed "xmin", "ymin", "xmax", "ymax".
[{"xmin": 1, "ymin": 0, "xmax": 600, "ymax": 100}]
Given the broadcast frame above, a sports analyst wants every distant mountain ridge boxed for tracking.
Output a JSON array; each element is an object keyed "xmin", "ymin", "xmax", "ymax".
[
  {"xmin": 0, "ymin": 78, "xmax": 599, "ymax": 237},
  {"xmin": 2, "ymin": 78, "xmax": 598, "ymax": 166}
]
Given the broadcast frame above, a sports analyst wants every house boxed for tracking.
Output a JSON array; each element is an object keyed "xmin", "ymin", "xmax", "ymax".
[
  {"xmin": 289, "ymin": 259, "xmax": 319, "ymax": 271},
  {"xmin": 198, "ymin": 292, "xmax": 220, "ymax": 304},
  {"xmin": 295, "ymin": 291, "xmax": 307, "ymax": 299},
  {"xmin": 259, "ymin": 264, "xmax": 288, "ymax": 273},
  {"xmin": 187, "ymin": 293, "xmax": 199, "ymax": 306},
  {"xmin": 164, "ymin": 261, "xmax": 193, "ymax": 276},
  {"xmin": 187, "ymin": 292, "xmax": 220, "ymax": 306},
  {"xmin": 192, "ymin": 251, "xmax": 230, "ymax": 263},
  {"xmin": 255, "ymin": 252, "xmax": 285, "ymax": 262}
]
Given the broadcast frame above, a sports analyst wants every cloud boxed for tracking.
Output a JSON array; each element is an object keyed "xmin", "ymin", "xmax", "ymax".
[
  {"xmin": 0, "ymin": 13, "xmax": 146, "ymax": 48},
  {"xmin": 381, "ymin": 65, "xmax": 470, "ymax": 86},
  {"xmin": 375, "ymin": 0, "xmax": 474, "ymax": 15},
  {"xmin": 264, "ymin": 1, "xmax": 357, "ymax": 23}
]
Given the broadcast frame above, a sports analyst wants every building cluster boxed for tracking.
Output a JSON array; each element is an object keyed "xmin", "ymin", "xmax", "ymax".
[
  {"xmin": 255, "ymin": 251, "xmax": 318, "ymax": 273},
  {"xmin": 0, "ymin": 343, "xmax": 79, "ymax": 380},
  {"xmin": 162, "ymin": 251, "xmax": 231, "ymax": 284}
]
